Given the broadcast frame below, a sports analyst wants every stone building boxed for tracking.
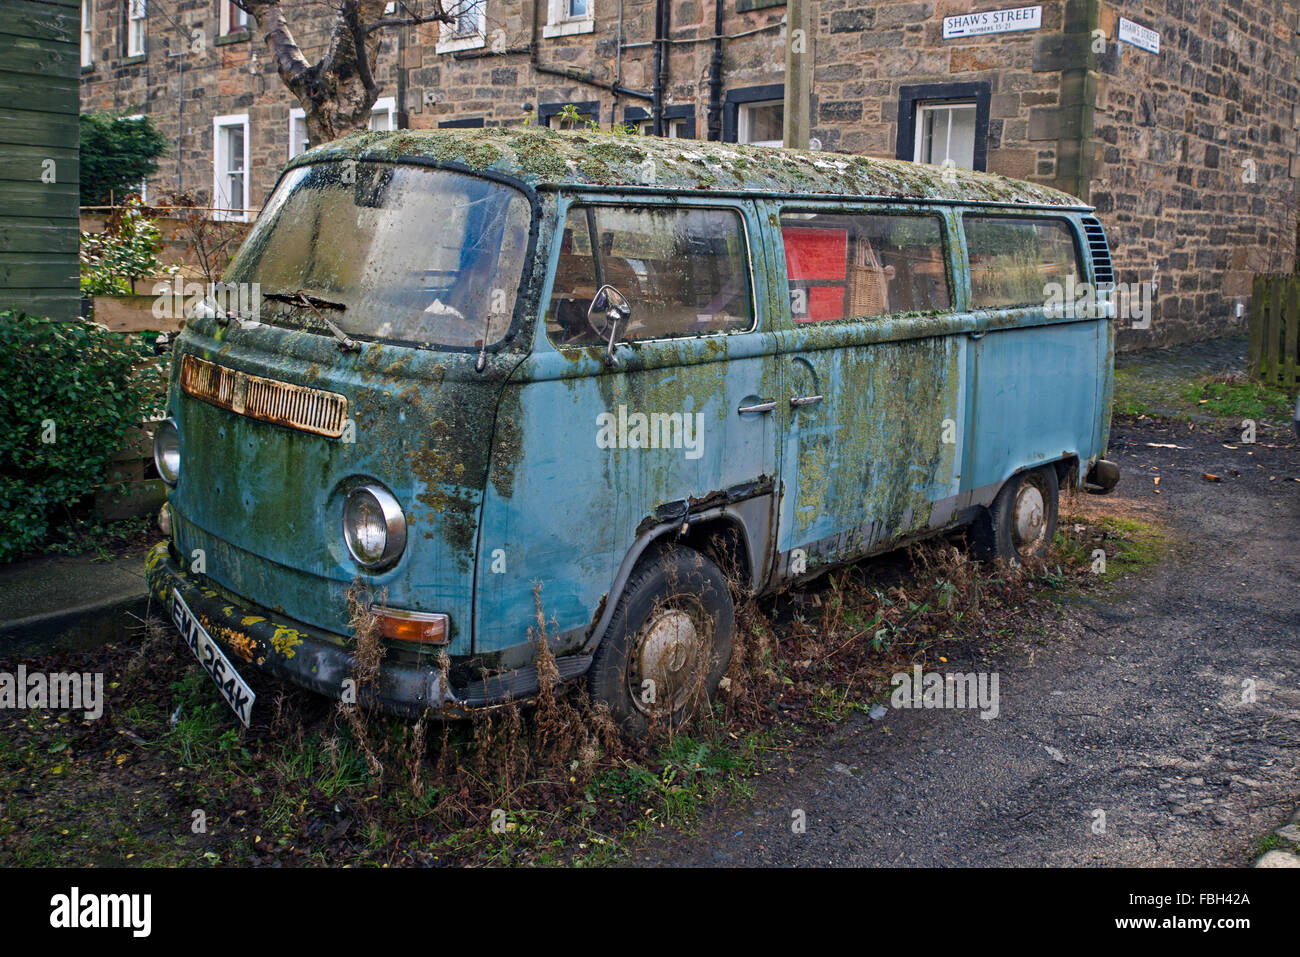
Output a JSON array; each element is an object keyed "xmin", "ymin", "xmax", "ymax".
[{"xmin": 79, "ymin": 0, "xmax": 1300, "ymax": 347}]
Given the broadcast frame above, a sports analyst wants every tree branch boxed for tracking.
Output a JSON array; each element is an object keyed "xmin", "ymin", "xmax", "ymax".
[{"xmin": 362, "ymin": 14, "xmax": 453, "ymax": 35}]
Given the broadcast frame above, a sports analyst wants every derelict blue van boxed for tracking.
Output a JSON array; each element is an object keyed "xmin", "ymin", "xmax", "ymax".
[{"xmin": 145, "ymin": 127, "xmax": 1119, "ymax": 734}]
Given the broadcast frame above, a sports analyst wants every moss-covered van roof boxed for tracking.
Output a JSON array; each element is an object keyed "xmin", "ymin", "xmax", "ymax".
[{"xmin": 291, "ymin": 126, "xmax": 1087, "ymax": 208}]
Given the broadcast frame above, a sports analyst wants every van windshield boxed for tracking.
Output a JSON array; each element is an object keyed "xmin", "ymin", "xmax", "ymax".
[{"xmin": 225, "ymin": 162, "xmax": 533, "ymax": 349}]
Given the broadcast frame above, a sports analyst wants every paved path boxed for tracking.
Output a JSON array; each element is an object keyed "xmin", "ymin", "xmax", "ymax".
[{"xmin": 636, "ymin": 413, "xmax": 1300, "ymax": 866}]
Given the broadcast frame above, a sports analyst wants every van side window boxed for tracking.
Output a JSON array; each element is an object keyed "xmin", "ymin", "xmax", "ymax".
[
  {"xmin": 547, "ymin": 205, "xmax": 753, "ymax": 345},
  {"xmin": 779, "ymin": 212, "xmax": 950, "ymax": 322},
  {"xmin": 963, "ymin": 216, "xmax": 1082, "ymax": 309}
]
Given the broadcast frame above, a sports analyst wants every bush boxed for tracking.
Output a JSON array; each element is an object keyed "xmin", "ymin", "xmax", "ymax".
[
  {"xmin": 80, "ymin": 198, "xmax": 169, "ymax": 297},
  {"xmin": 79, "ymin": 112, "xmax": 169, "ymax": 207},
  {"xmin": 0, "ymin": 311, "xmax": 165, "ymax": 563}
]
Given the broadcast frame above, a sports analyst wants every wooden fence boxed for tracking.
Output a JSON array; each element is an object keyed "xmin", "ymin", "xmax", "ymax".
[{"xmin": 1248, "ymin": 274, "xmax": 1300, "ymax": 390}]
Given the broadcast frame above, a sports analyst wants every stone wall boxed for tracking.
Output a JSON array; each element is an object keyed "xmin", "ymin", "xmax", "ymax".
[
  {"xmin": 79, "ymin": 0, "xmax": 1300, "ymax": 348},
  {"xmin": 1087, "ymin": 0, "xmax": 1300, "ymax": 347}
]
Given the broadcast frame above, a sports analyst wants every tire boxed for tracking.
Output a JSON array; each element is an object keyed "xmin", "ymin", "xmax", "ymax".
[
  {"xmin": 972, "ymin": 465, "xmax": 1059, "ymax": 564},
  {"xmin": 588, "ymin": 544, "xmax": 735, "ymax": 738}
]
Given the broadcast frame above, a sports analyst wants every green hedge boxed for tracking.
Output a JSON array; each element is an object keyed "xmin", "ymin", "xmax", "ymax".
[{"xmin": 0, "ymin": 311, "xmax": 165, "ymax": 563}]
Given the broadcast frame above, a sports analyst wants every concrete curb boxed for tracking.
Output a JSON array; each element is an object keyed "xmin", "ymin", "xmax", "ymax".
[{"xmin": 0, "ymin": 554, "xmax": 155, "ymax": 658}]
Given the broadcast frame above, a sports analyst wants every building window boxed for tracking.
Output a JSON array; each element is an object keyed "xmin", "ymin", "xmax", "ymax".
[
  {"xmin": 438, "ymin": 117, "xmax": 486, "ymax": 128},
  {"xmin": 540, "ymin": 101, "xmax": 599, "ymax": 130},
  {"xmin": 897, "ymin": 82, "xmax": 991, "ymax": 172},
  {"xmin": 369, "ymin": 96, "xmax": 396, "ymax": 131},
  {"xmin": 213, "ymin": 114, "xmax": 250, "ymax": 222},
  {"xmin": 624, "ymin": 105, "xmax": 695, "ymax": 139},
  {"xmin": 437, "ymin": 0, "xmax": 485, "ymax": 53},
  {"xmin": 914, "ymin": 102, "xmax": 977, "ymax": 169},
  {"xmin": 288, "ymin": 107, "xmax": 308, "ymax": 157},
  {"xmin": 723, "ymin": 84, "xmax": 784, "ymax": 145},
  {"xmin": 219, "ymin": 1, "xmax": 249, "ymax": 36},
  {"xmin": 739, "ymin": 101, "xmax": 783, "ymax": 147},
  {"xmin": 81, "ymin": 0, "xmax": 93, "ymax": 66},
  {"xmin": 126, "ymin": 0, "xmax": 146, "ymax": 57},
  {"xmin": 544, "ymin": 0, "xmax": 594, "ymax": 38}
]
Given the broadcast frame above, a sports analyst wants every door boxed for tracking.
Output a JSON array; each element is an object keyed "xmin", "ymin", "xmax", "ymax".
[
  {"xmin": 763, "ymin": 201, "xmax": 966, "ymax": 581},
  {"xmin": 473, "ymin": 194, "xmax": 781, "ymax": 659}
]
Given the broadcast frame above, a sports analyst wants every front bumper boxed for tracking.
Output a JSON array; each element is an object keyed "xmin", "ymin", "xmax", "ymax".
[{"xmin": 146, "ymin": 542, "xmax": 453, "ymax": 717}]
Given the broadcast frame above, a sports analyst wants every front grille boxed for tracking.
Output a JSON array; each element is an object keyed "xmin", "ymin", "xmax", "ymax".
[{"xmin": 180, "ymin": 354, "xmax": 348, "ymax": 439}]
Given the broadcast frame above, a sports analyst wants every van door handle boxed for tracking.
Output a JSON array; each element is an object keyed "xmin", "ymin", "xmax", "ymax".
[
  {"xmin": 968, "ymin": 330, "xmax": 987, "ymax": 340},
  {"xmin": 737, "ymin": 400, "xmax": 777, "ymax": 415},
  {"xmin": 790, "ymin": 394, "xmax": 823, "ymax": 407}
]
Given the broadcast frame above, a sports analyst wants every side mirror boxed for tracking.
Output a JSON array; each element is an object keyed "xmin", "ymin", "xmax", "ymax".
[{"xmin": 588, "ymin": 284, "xmax": 631, "ymax": 368}]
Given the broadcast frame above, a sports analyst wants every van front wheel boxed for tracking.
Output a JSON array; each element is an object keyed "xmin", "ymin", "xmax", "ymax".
[
  {"xmin": 974, "ymin": 466, "xmax": 1059, "ymax": 564},
  {"xmin": 588, "ymin": 545, "xmax": 734, "ymax": 738}
]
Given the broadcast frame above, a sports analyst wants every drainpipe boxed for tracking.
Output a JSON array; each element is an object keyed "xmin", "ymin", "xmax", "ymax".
[
  {"xmin": 707, "ymin": 0, "xmax": 723, "ymax": 140},
  {"xmin": 396, "ymin": 22, "xmax": 407, "ymax": 127},
  {"xmin": 528, "ymin": 0, "xmax": 652, "ymax": 103},
  {"xmin": 176, "ymin": 45, "xmax": 184, "ymax": 192},
  {"xmin": 651, "ymin": 0, "xmax": 668, "ymax": 135},
  {"xmin": 613, "ymin": 0, "xmax": 624, "ymax": 126}
]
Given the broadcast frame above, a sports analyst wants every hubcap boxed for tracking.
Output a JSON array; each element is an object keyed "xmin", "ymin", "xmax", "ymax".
[
  {"xmin": 628, "ymin": 607, "xmax": 704, "ymax": 716},
  {"xmin": 1011, "ymin": 482, "xmax": 1046, "ymax": 556}
]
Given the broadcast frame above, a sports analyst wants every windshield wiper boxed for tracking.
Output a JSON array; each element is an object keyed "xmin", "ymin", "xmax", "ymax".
[
  {"xmin": 263, "ymin": 290, "xmax": 361, "ymax": 353},
  {"xmin": 264, "ymin": 290, "xmax": 347, "ymax": 311}
]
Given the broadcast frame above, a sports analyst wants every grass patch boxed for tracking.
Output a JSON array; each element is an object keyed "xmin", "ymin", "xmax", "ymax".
[
  {"xmin": 1114, "ymin": 364, "xmax": 1294, "ymax": 427},
  {"xmin": 1054, "ymin": 509, "xmax": 1170, "ymax": 582},
  {"xmin": 1180, "ymin": 375, "xmax": 1295, "ymax": 423},
  {"xmin": 1251, "ymin": 831, "xmax": 1287, "ymax": 858}
]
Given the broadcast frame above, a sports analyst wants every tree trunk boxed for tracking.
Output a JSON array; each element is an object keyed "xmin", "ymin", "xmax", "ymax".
[{"xmin": 239, "ymin": 1, "xmax": 450, "ymax": 146}]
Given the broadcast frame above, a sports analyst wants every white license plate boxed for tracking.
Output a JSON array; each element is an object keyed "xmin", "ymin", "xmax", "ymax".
[{"xmin": 171, "ymin": 590, "xmax": 256, "ymax": 727}]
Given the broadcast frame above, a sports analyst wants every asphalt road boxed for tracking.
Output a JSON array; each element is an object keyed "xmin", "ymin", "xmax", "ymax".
[{"xmin": 637, "ymin": 416, "xmax": 1300, "ymax": 866}]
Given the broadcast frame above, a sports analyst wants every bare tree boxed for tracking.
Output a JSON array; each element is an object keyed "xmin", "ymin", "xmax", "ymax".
[{"xmin": 237, "ymin": 1, "xmax": 470, "ymax": 144}]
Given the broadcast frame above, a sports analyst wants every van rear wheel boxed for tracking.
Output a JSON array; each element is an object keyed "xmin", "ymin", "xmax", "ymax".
[
  {"xmin": 973, "ymin": 466, "xmax": 1059, "ymax": 564},
  {"xmin": 588, "ymin": 545, "xmax": 734, "ymax": 738}
]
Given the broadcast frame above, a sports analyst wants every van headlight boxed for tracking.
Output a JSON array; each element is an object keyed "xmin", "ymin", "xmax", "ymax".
[
  {"xmin": 153, "ymin": 418, "xmax": 180, "ymax": 486},
  {"xmin": 343, "ymin": 484, "xmax": 406, "ymax": 570}
]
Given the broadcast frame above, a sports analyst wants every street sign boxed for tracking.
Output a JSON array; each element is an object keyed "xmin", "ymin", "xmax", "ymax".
[
  {"xmin": 1118, "ymin": 17, "xmax": 1161, "ymax": 54},
  {"xmin": 942, "ymin": 6, "xmax": 1043, "ymax": 39}
]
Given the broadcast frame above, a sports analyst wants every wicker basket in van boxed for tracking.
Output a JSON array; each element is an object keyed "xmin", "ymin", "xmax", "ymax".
[{"xmin": 847, "ymin": 239, "xmax": 890, "ymax": 318}]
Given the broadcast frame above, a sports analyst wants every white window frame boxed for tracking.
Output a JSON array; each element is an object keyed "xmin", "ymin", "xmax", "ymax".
[
  {"xmin": 81, "ymin": 0, "xmax": 94, "ymax": 66},
  {"xmin": 634, "ymin": 117, "xmax": 687, "ymax": 138},
  {"xmin": 126, "ymin": 0, "xmax": 146, "ymax": 57},
  {"xmin": 219, "ymin": 1, "xmax": 249, "ymax": 36},
  {"xmin": 913, "ymin": 101, "xmax": 978, "ymax": 170},
  {"xmin": 369, "ymin": 96, "xmax": 397, "ymax": 131},
  {"xmin": 288, "ymin": 107, "xmax": 308, "ymax": 157},
  {"xmin": 213, "ymin": 113, "xmax": 251, "ymax": 222},
  {"xmin": 544, "ymin": 0, "xmax": 594, "ymax": 38},
  {"xmin": 437, "ymin": 0, "xmax": 486, "ymax": 53},
  {"xmin": 738, "ymin": 99, "xmax": 783, "ymax": 147}
]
